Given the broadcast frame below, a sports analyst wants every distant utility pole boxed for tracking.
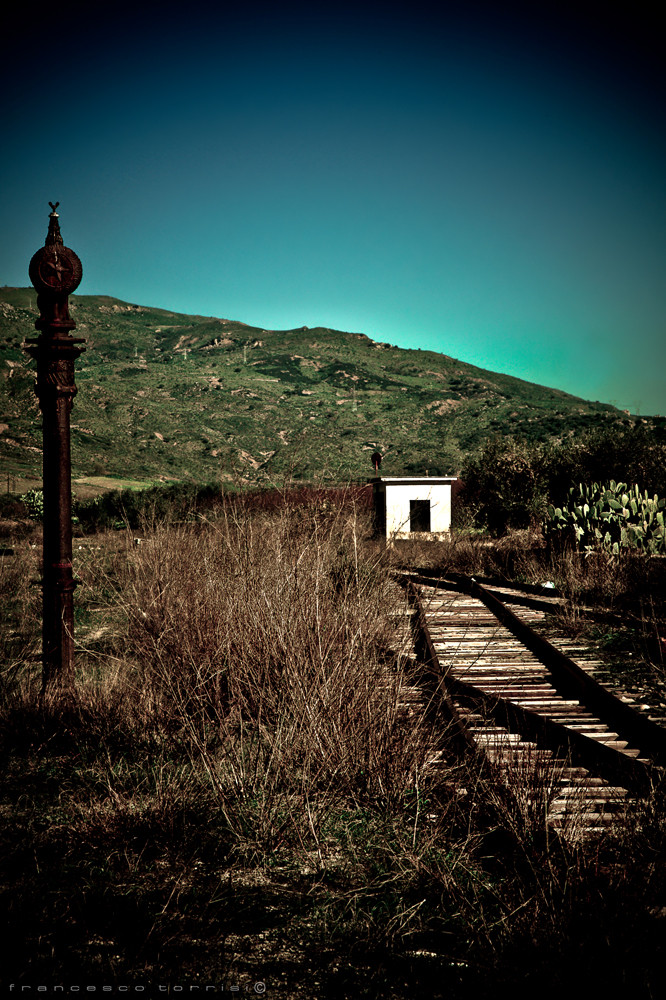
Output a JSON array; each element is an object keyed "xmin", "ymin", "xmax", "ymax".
[{"xmin": 24, "ymin": 203, "xmax": 84, "ymax": 704}]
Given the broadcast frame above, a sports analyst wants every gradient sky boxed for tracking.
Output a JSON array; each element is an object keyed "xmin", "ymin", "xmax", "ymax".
[{"xmin": 2, "ymin": 1, "xmax": 664, "ymax": 414}]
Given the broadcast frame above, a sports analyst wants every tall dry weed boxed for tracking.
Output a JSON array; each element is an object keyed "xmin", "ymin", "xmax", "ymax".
[{"xmin": 101, "ymin": 503, "xmax": 433, "ymax": 857}]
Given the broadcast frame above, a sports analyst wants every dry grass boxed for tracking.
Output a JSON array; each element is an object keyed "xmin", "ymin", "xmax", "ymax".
[{"xmin": 1, "ymin": 506, "xmax": 666, "ymax": 995}]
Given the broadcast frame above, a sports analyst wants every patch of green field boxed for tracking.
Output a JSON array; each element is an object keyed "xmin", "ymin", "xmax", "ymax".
[{"xmin": 74, "ymin": 475, "xmax": 168, "ymax": 492}]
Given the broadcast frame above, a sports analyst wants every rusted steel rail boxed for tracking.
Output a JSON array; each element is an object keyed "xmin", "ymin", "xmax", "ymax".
[
  {"xmin": 399, "ymin": 572, "xmax": 666, "ymax": 832},
  {"xmin": 406, "ymin": 571, "xmax": 666, "ymax": 770}
]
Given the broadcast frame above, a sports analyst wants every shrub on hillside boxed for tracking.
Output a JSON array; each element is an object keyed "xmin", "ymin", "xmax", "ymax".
[
  {"xmin": 541, "ymin": 424, "xmax": 666, "ymax": 505},
  {"xmin": 71, "ymin": 481, "xmax": 372, "ymax": 533},
  {"xmin": 459, "ymin": 438, "xmax": 547, "ymax": 534},
  {"xmin": 460, "ymin": 425, "xmax": 666, "ymax": 536},
  {"xmin": 74, "ymin": 482, "xmax": 223, "ymax": 531},
  {"xmin": 0, "ymin": 495, "xmax": 30, "ymax": 520}
]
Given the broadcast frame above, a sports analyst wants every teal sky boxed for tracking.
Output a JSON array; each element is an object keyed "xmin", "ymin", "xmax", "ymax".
[{"xmin": 2, "ymin": 1, "xmax": 664, "ymax": 414}]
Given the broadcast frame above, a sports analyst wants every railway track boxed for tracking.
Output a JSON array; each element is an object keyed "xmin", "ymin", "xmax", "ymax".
[{"xmin": 398, "ymin": 571, "xmax": 666, "ymax": 839}]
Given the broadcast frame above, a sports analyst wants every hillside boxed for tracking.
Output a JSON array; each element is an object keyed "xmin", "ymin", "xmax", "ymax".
[{"xmin": 0, "ymin": 287, "xmax": 640, "ymax": 489}]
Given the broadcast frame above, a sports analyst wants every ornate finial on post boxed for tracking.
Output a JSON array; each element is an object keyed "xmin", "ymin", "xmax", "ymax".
[
  {"xmin": 24, "ymin": 205, "xmax": 85, "ymax": 705},
  {"xmin": 45, "ymin": 202, "xmax": 63, "ymax": 246},
  {"xmin": 29, "ymin": 203, "xmax": 81, "ymax": 302}
]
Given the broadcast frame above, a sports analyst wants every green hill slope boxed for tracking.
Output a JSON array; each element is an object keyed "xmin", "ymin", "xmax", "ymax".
[{"xmin": 0, "ymin": 287, "xmax": 638, "ymax": 487}]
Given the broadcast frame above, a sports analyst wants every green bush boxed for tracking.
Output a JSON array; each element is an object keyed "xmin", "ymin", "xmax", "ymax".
[
  {"xmin": 19, "ymin": 489, "xmax": 44, "ymax": 521},
  {"xmin": 0, "ymin": 495, "xmax": 29, "ymax": 519},
  {"xmin": 460, "ymin": 425, "xmax": 666, "ymax": 536},
  {"xmin": 540, "ymin": 424, "xmax": 666, "ymax": 504},
  {"xmin": 74, "ymin": 482, "xmax": 222, "ymax": 531},
  {"xmin": 459, "ymin": 438, "xmax": 547, "ymax": 534}
]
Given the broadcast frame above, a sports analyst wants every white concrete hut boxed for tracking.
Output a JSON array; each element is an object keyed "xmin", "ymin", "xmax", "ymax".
[{"xmin": 371, "ymin": 476, "xmax": 458, "ymax": 542}]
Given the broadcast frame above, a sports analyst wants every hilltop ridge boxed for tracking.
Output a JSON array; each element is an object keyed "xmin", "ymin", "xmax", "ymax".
[{"xmin": 0, "ymin": 287, "xmax": 641, "ymax": 488}]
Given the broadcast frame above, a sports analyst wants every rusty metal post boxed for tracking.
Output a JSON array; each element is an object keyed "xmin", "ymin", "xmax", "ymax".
[{"xmin": 24, "ymin": 203, "xmax": 84, "ymax": 703}]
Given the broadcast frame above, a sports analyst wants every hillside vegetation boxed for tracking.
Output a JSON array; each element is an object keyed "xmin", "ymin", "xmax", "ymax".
[{"xmin": 0, "ymin": 287, "xmax": 647, "ymax": 489}]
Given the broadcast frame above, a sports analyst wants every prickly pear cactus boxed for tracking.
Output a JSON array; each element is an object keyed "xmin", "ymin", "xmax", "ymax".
[
  {"xmin": 20, "ymin": 488, "xmax": 44, "ymax": 521},
  {"xmin": 544, "ymin": 481, "xmax": 665, "ymax": 554}
]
